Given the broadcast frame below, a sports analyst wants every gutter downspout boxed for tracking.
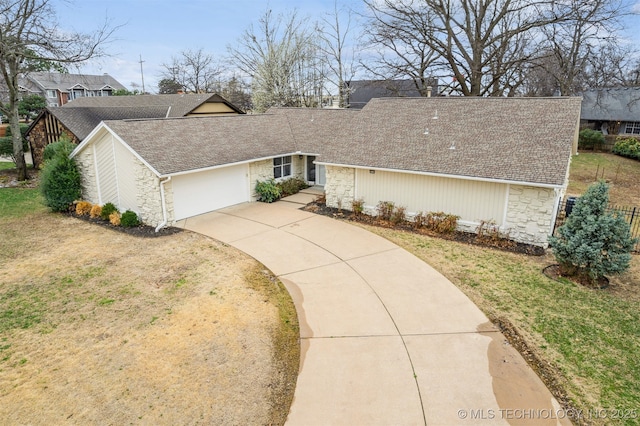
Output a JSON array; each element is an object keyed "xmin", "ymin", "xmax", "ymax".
[{"xmin": 155, "ymin": 176, "xmax": 171, "ymax": 232}]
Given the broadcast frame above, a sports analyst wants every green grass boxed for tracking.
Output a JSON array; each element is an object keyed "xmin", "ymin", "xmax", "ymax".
[
  {"xmin": 365, "ymin": 227, "xmax": 640, "ymax": 425},
  {"xmin": 0, "ymin": 188, "xmax": 45, "ymax": 218},
  {"xmin": 0, "ymin": 162, "xmax": 15, "ymax": 171}
]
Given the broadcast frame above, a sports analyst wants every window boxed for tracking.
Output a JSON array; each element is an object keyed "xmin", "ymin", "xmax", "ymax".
[
  {"xmin": 624, "ymin": 122, "xmax": 640, "ymax": 135},
  {"xmin": 46, "ymin": 90, "xmax": 57, "ymax": 98},
  {"xmin": 273, "ymin": 156, "xmax": 292, "ymax": 179}
]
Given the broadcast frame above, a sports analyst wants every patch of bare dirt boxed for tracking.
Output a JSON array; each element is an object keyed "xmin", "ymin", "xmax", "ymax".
[{"xmin": 0, "ymin": 213, "xmax": 299, "ymax": 425}]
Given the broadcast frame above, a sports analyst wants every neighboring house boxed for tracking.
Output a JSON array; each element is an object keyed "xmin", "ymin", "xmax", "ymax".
[
  {"xmin": 345, "ymin": 79, "xmax": 439, "ymax": 109},
  {"xmin": 580, "ymin": 87, "xmax": 640, "ymax": 135},
  {"xmin": 26, "ymin": 93, "xmax": 244, "ymax": 167},
  {"xmin": 70, "ymin": 97, "xmax": 581, "ymax": 247},
  {"xmin": 18, "ymin": 72, "xmax": 127, "ymax": 107}
]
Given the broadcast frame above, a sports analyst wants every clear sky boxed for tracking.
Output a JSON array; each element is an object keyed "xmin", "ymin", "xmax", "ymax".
[{"xmin": 54, "ymin": 0, "xmax": 640, "ymax": 93}]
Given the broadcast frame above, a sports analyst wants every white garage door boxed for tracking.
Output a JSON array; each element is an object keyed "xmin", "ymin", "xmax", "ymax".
[{"xmin": 172, "ymin": 164, "xmax": 249, "ymax": 220}]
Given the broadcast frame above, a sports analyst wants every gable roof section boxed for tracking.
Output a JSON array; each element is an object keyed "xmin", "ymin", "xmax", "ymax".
[
  {"xmin": 313, "ymin": 97, "xmax": 581, "ymax": 186},
  {"xmin": 49, "ymin": 106, "xmax": 170, "ymax": 140},
  {"xmin": 63, "ymin": 93, "xmax": 244, "ymax": 116},
  {"xmin": 101, "ymin": 114, "xmax": 296, "ymax": 175},
  {"xmin": 580, "ymin": 87, "xmax": 640, "ymax": 122},
  {"xmin": 346, "ymin": 79, "xmax": 438, "ymax": 109}
]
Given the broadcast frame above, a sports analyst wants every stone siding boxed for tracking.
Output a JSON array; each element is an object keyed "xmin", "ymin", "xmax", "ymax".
[
  {"xmin": 325, "ymin": 166, "xmax": 355, "ymax": 210},
  {"xmin": 134, "ymin": 158, "xmax": 165, "ymax": 227},
  {"xmin": 292, "ymin": 155, "xmax": 304, "ymax": 180},
  {"xmin": 249, "ymin": 159, "xmax": 274, "ymax": 201},
  {"xmin": 505, "ymin": 185, "xmax": 557, "ymax": 247}
]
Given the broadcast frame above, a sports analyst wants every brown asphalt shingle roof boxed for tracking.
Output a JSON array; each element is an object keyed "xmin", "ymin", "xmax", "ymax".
[
  {"xmin": 103, "ymin": 114, "xmax": 296, "ymax": 175},
  {"xmin": 63, "ymin": 93, "xmax": 242, "ymax": 117},
  {"xmin": 51, "ymin": 106, "xmax": 170, "ymax": 140},
  {"xmin": 90, "ymin": 97, "xmax": 580, "ymax": 186}
]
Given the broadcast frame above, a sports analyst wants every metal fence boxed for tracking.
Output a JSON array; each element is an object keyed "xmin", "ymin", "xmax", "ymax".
[{"xmin": 554, "ymin": 198, "xmax": 640, "ymax": 253}]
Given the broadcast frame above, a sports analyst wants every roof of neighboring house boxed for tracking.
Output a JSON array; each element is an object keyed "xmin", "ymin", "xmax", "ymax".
[
  {"xmin": 26, "ymin": 93, "xmax": 244, "ymax": 141},
  {"xmin": 75, "ymin": 97, "xmax": 581, "ymax": 187},
  {"xmin": 346, "ymin": 79, "xmax": 438, "ymax": 109},
  {"xmin": 580, "ymin": 87, "xmax": 640, "ymax": 122},
  {"xmin": 102, "ymin": 114, "xmax": 296, "ymax": 175},
  {"xmin": 63, "ymin": 93, "xmax": 245, "ymax": 116},
  {"xmin": 21, "ymin": 72, "xmax": 126, "ymax": 92},
  {"xmin": 49, "ymin": 106, "xmax": 171, "ymax": 140}
]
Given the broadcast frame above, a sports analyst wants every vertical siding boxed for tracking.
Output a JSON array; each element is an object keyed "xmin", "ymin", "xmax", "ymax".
[
  {"xmin": 356, "ymin": 169, "xmax": 507, "ymax": 225},
  {"xmin": 113, "ymin": 141, "xmax": 139, "ymax": 212},
  {"xmin": 94, "ymin": 134, "xmax": 117, "ymax": 205}
]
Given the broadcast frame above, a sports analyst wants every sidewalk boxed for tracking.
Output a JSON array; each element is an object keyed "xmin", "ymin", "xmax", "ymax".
[{"xmin": 177, "ymin": 191, "xmax": 569, "ymax": 425}]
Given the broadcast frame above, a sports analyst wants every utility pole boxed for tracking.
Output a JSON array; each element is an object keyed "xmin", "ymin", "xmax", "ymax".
[{"xmin": 139, "ymin": 54, "xmax": 146, "ymax": 94}]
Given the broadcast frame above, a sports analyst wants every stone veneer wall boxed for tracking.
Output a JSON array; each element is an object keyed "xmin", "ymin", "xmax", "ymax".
[
  {"xmin": 505, "ymin": 185, "xmax": 557, "ymax": 247},
  {"xmin": 292, "ymin": 155, "xmax": 304, "ymax": 180},
  {"xmin": 325, "ymin": 166, "xmax": 355, "ymax": 210},
  {"xmin": 249, "ymin": 159, "xmax": 274, "ymax": 201},
  {"xmin": 134, "ymin": 157, "xmax": 167, "ymax": 227}
]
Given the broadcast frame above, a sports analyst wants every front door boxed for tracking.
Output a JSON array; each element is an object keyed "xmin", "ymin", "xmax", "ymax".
[{"xmin": 307, "ymin": 156, "xmax": 316, "ymax": 183}]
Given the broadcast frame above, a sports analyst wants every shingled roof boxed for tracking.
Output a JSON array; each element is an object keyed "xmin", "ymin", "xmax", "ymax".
[
  {"xmin": 50, "ymin": 106, "xmax": 170, "ymax": 140},
  {"xmin": 22, "ymin": 72, "xmax": 126, "ymax": 92},
  {"xmin": 78, "ymin": 97, "xmax": 581, "ymax": 187},
  {"xmin": 580, "ymin": 87, "xmax": 640, "ymax": 122},
  {"xmin": 103, "ymin": 114, "xmax": 296, "ymax": 175},
  {"xmin": 64, "ymin": 93, "xmax": 244, "ymax": 116}
]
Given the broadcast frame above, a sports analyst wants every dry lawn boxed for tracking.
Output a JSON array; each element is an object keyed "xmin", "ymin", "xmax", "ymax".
[
  {"xmin": 567, "ymin": 152, "xmax": 640, "ymax": 206},
  {"xmin": 0, "ymin": 211, "xmax": 299, "ymax": 424}
]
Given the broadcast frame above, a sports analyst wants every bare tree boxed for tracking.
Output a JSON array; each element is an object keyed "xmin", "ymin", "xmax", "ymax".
[
  {"xmin": 361, "ymin": 1, "xmax": 439, "ymax": 96},
  {"xmin": 537, "ymin": 0, "xmax": 628, "ymax": 95},
  {"xmin": 0, "ymin": 0, "xmax": 115, "ymax": 180},
  {"xmin": 160, "ymin": 48, "xmax": 222, "ymax": 93},
  {"xmin": 228, "ymin": 9, "xmax": 323, "ymax": 112},
  {"xmin": 316, "ymin": 1, "xmax": 359, "ymax": 107},
  {"xmin": 362, "ymin": 0, "xmax": 569, "ymax": 96}
]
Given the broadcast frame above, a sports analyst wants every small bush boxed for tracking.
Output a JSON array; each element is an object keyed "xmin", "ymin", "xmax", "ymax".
[
  {"xmin": 89, "ymin": 204, "xmax": 102, "ymax": 218},
  {"xmin": 40, "ymin": 139, "xmax": 81, "ymax": 212},
  {"xmin": 413, "ymin": 211, "xmax": 427, "ymax": 230},
  {"xmin": 100, "ymin": 202, "xmax": 118, "ymax": 220},
  {"xmin": 578, "ymin": 128, "xmax": 605, "ymax": 150},
  {"xmin": 277, "ymin": 177, "xmax": 309, "ymax": 197},
  {"xmin": 425, "ymin": 212, "xmax": 459, "ymax": 233},
  {"xmin": 376, "ymin": 201, "xmax": 394, "ymax": 221},
  {"xmin": 612, "ymin": 137, "xmax": 640, "ymax": 160},
  {"xmin": 352, "ymin": 199, "xmax": 365, "ymax": 217},
  {"xmin": 390, "ymin": 205, "xmax": 407, "ymax": 225},
  {"xmin": 109, "ymin": 211, "xmax": 121, "ymax": 226},
  {"xmin": 0, "ymin": 124, "xmax": 30, "ymax": 162},
  {"xmin": 120, "ymin": 210, "xmax": 140, "ymax": 227},
  {"xmin": 255, "ymin": 179, "xmax": 281, "ymax": 203},
  {"xmin": 75, "ymin": 201, "xmax": 93, "ymax": 216}
]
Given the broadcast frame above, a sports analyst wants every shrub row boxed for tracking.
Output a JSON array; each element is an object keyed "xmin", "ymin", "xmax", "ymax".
[
  {"xmin": 75, "ymin": 201, "xmax": 140, "ymax": 228},
  {"xmin": 255, "ymin": 177, "xmax": 310, "ymax": 203},
  {"xmin": 612, "ymin": 137, "xmax": 640, "ymax": 160},
  {"xmin": 366, "ymin": 200, "xmax": 461, "ymax": 234}
]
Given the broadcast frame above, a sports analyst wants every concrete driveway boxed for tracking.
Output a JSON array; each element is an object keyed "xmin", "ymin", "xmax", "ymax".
[{"xmin": 177, "ymin": 190, "xmax": 570, "ymax": 426}]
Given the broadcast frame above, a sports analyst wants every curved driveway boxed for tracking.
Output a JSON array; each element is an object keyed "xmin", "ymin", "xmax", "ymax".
[{"xmin": 177, "ymin": 190, "xmax": 569, "ymax": 426}]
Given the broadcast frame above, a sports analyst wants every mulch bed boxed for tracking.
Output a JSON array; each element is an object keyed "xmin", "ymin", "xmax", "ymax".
[
  {"xmin": 303, "ymin": 201, "xmax": 546, "ymax": 256},
  {"xmin": 66, "ymin": 211, "xmax": 182, "ymax": 238},
  {"xmin": 542, "ymin": 264, "xmax": 610, "ymax": 289}
]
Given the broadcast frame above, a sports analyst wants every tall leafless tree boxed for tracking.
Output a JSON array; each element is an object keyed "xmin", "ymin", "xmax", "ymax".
[
  {"xmin": 228, "ymin": 9, "xmax": 324, "ymax": 112},
  {"xmin": 0, "ymin": 0, "xmax": 115, "ymax": 180},
  {"xmin": 316, "ymin": 1, "xmax": 359, "ymax": 107},
  {"xmin": 362, "ymin": 0, "xmax": 570, "ymax": 96},
  {"xmin": 537, "ymin": 0, "xmax": 628, "ymax": 95},
  {"xmin": 160, "ymin": 48, "xmax": 223, "ymax": 93},
  {"xmin": 361, "ymin": 1, "xmax": 439, "ymax": 96}
]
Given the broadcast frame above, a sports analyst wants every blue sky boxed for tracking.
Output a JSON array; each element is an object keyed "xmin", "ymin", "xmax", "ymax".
[{"xmin": 55, "ymin": 0, "xmax": 640, "ymax": 93}]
